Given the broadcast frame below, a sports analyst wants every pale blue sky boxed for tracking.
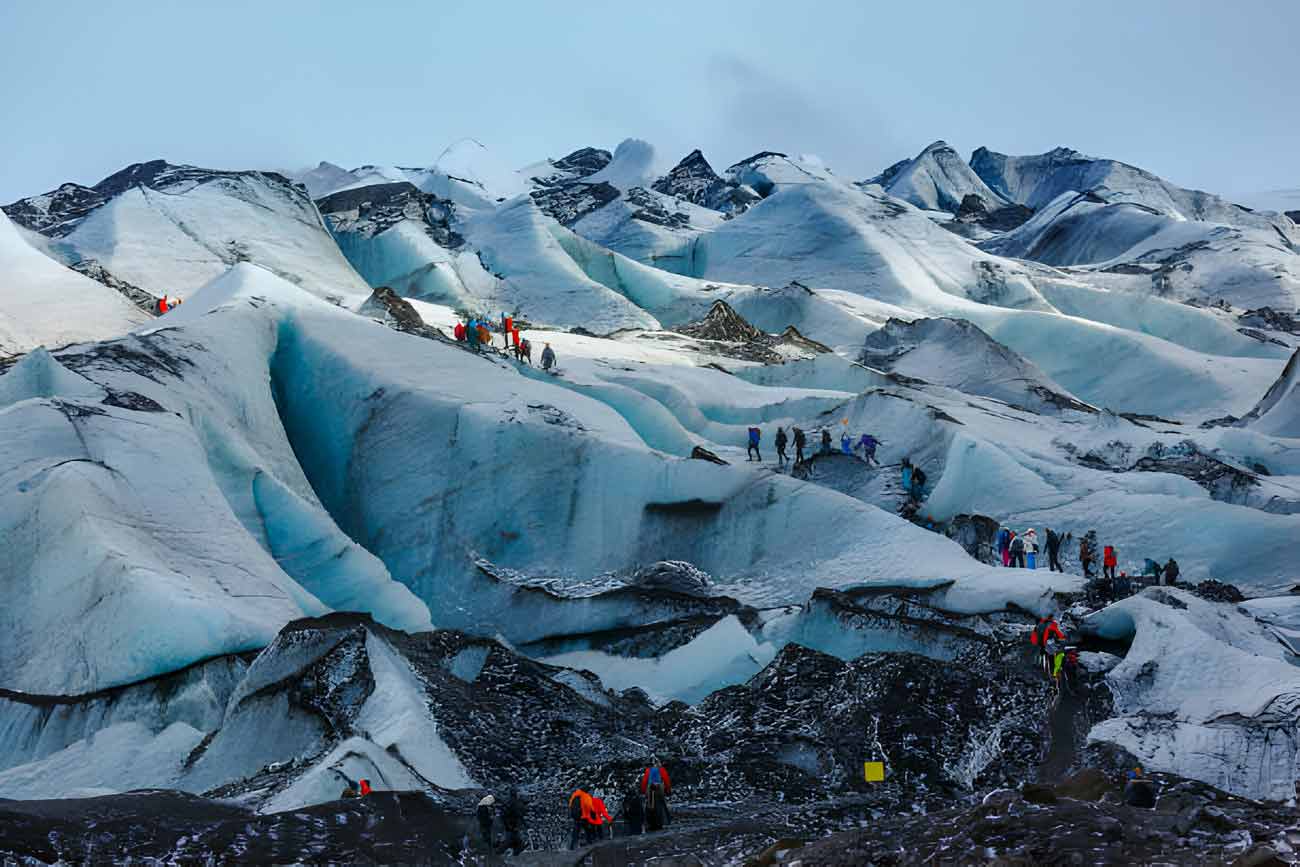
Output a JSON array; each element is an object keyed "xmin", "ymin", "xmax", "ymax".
[{"xmin": 1, "ymin": 0, "xmax": 1294, "ymax": 202}]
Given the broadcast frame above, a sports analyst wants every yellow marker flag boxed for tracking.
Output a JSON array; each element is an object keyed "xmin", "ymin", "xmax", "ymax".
[{"xmin": 864, "ymin": 761, "xmax": 885, "ymax": 782}]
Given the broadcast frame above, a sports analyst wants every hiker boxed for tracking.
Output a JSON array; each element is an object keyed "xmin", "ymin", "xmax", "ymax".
[
  {"xmin": 857, "ymin": 433, "xmax": 879, "ymax": 465},
  {"xmin": 568, "ymin": 789, "xmax": 595, "ymax": 849},
  {"xmin": 621, "ymin": 787, "xmax": 645, "ymax": 836},
  {"xmin": 911, "ymin": 465, "xmax": 927, "ymax": 500},
  {"xmin": 1009, "ymin": 531, "xmax": 1026, "ymax": 568},
  {"xmin": 840, "ymin": 431, "xmax": 853, "ymax": 455},
  {"xmin": 997, "ymin": 527, "xmax": 1013, "ymax": 567},
  {"xmin": 640, "ymin": 757, "xmax": 672, "ymax": 832},
  {"xmin": 1024, "ymin": 529, "xmax": 1039, "ymax": 570},
  {"xmin": 453, "ymin": 321, "xmax": 466, "ymax": 341},
  {"xmin": 1114, "ymin": 570, "xmax": 1133, "ymax": 599},
  {"xmin": 500, "ymin": 788, "xmax": 526, "ymax": 854},
  {"xmin": 540, "ymin": 342, "xmax": 556, "ymax": 372},
  {"xmin": 775, "ymin": 427, "xmax": 788, "ymax": 467},
  {"xmin": 512, "ymin": 326, "xmax": 521, "ymax": 354},
  {"xmin": 1030, "ymin": 615, "xmax": 1066, "ymax": 679},
  {"xmin": 1123, "ymin": 767, "xmax": 1157, "ymax": 808},
  {"xmin": 589, "ymin": 795, "xmax": 613, "ymax": 840},
  {"xmin": 1142, "ymin": 558, "xmax": 1162, "ymax": 586},
  {"xmin": 477, "ymin": 322, "xmax": 492, "ymax": 348},
  {"xmin": 156, "ymin": 296, "xmax": 169, "ymax": 315},
  {"xmin": 1045, "ymin": 528, "xmax": 1064, "ymax": 572},
  {"xmin": 520, "ymin": 338, "xmax": 532, "ymax": 365},
  {"xmin": 1079, "ymin": 531, "xmax": 1097, "ymax": 580},
  {"xmin": 339, "ymin": 774, "xmax": 360, "ymax": 799},
  {"xmin": 793, "ymin": 427, "xmax": 807, "ymax": 464},
  {"xmin": 747, "ymin": 426, "xmax": 761, "ymax": 462},
  {"xmin": 1103, "ymin": 544, "xmax": 1118, "ymax": 580},
  {"xmin": 466, "ymin": 320, "xmax": 480, "ymax": 352},
  {"xmin": 477, "ymin": 794, "xmax": 496, "ymax": 847},
  {"xmin": 1162, "ymin": 557, "xmax": 1180, "ymax": 586},
  {"xmin": 820, "ymin": 429, "xmax": 832, "ymax": 454},
  {"xmin": 901, "ymin": 458, "xmax": 913, "ymax": 494},
  {"xmin": 501, "ymin": 313, "xmax": 513, "ymax": 349},
  {"xmin": 1061, "ymin": 645, "xmax": 1081, "ymax": 691}
]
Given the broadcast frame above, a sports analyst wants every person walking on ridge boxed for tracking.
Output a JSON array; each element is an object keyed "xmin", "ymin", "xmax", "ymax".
[
  {"xmin": 775, "ymin": 426, "xmax": 788, "ymax": 467},
  {"xmin": 747, "ymin": 426, "xmax": 762, "ymax": 462}
]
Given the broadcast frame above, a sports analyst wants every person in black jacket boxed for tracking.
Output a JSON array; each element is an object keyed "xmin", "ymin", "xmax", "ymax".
[
  {"xmin": 476, "ymin": 794, "xmax": 495, "ymax": 847},
  {"xmin": 1162, "ymin": 558, "xmax": 1180, "ymax": 586},
  {"xmin": 621, "ymin": 787, "xmax": 644, "ymax": 835},
  {"xmin": 1045, "ymin": 528, "xmax": 1065, "ymax": 572},
  {"xmin": 775, "ymin": 427, "xmax": 789, "ymax": 467},
  {"xmin": 500, "ymin": 788, "xmax": 527, "ymax": 854}
]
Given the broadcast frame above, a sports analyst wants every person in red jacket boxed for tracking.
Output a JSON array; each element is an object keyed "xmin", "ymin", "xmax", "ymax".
[
  {"xmin": 453, "ymin": 322, "xmax": 466, "ymax": 341},
  {"xmin": 588, "ymin": 795, "xmax": 613, "ymax": 840},
  {"xmin": 359, "ymin": 778, "xmax": 372, "ymax": 796},
  {"xmin": 1030, "ymin": 616, "xmax": 1066, "ymax": 679},
  {"xmin": 640, "ymin": 757, "xmax": 672, "ymax": 831},
  {"xmin": 1103, "ymin": 545, "xmax": 1118, "ymax": 580}
]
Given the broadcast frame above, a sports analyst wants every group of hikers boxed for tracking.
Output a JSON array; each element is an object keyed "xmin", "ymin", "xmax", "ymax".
[
  {"xmin": 452, "ymin": 312, "xmax": 556, "ymax": 371},
  {"xmin": 748, "ymin": 425, "xmax": 881, "ymax": 469},
  {"xmin": 567, "ymin": 759, "xmax": 672, "ymax": 849},
  {"xmin": 336, "ymin": 757, "xmax": 671, "ymax": 853},
  {"xmin": 998, "ymin": 527, "xmax": 1181, "ymax": 604}
]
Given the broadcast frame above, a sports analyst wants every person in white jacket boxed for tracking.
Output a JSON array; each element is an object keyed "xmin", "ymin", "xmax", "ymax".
[{"xmin": 1024, "ymin": 529, "xmax": 1039, "ymax": 569}]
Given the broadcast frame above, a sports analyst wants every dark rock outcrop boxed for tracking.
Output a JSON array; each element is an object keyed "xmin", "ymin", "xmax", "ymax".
[
  {"xmin": 676, "ymin": 301, "xmax": 828, "ymax": 364},
  {"xmin": 529, "ymin": 179, "xmax": 620, "ymax": 226},
  {"xmin": 357, "ymin": 286, "xmax": 444, "ymax": 340},
  {"xmin": 316, "ymin": 181, "xmax": 462, "ymax": 247},
  {"xmin": 652, "ymin": 149, "xmax": 734, "ymax": 212}
]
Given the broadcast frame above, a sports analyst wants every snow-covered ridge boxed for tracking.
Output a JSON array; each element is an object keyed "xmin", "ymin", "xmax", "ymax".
[
  {"xmin": 864, "ymin": 140, "xmax": 1010, "ymax": 214},
  {"xmin": 970, "ymin": 145, "xmax": 1296, "ymax": 238}
]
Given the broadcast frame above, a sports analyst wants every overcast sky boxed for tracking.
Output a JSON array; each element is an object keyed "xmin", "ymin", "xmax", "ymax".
[{"xmin": 1, "ymin": 0, "xmax": 1295, "ymax": 202}]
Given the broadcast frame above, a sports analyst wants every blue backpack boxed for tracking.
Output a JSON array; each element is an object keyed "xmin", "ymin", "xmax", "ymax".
[{"xmin": 649, "ymin": 767, "xmax": 662, "ymax": 787}]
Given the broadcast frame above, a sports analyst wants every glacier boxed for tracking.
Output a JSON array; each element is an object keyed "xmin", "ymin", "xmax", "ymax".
[{"xmin": 2, "ymin": 129, "xmax": 1300, "ymax": 847}]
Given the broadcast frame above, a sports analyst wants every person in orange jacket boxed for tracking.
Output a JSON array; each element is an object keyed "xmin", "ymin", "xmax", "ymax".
[
  {"xmin": 568, "ymin": 789, "xmax": 595, "ymax": 849},
  {"xmin": 1103, "ymin": 545, "xmax": 1118, "ymax": 580}
]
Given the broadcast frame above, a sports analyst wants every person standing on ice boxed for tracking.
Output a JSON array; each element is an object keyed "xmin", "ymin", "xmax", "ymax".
[
  {"xmin": 453, "ymin": 321, "xmax": 466, "ymax": 342},
  {"xmin": 501, "ymin": 313, "xmax": 514, "ymax": 349},
  {"xmin": 857, "ymin": 433, "xmax": 879, "ymax": 465},
  {"xmin": 1103, "ymin": 544, "xmax": 1118, "ymax": 580},
  {"xmin": 996, "ymin": 527, "xmax": 1012, "ymax": 567},
  {"xmin": 747, "ymin": 426, "xmax": 762, "ymax": 461},
  {"xmin": 540, "ymin": 342, "xmax": 556, "ymax": 372},
  {"xmin": 1024, "ymin": 529, "xmax": 1039, "ymax": 569},
  {"xmin": 1009, "ymin": 531, "xmax": 1026, "ymax": 568},
  {"xmin": 840, "ymin": 431, "xmax": 853, "ymax": 455},
  {"xmin": 793, "ymin": 427, "xmax": 807, "ymax": 464},
  {"xmin": 775, "ymin": 427, "xmax": 788, "ymax": 467},
  {"xmin": 901, "ymin": 458, "xmax": 913, "ymax": 493},
  {"xmin": 1079, "ymin": 531, "xmax": 1097, "ymax": 579},
  {"xmin": 1162, "ymin": 557, "xmax": 1180, "ymax": 586},
  {"xmin": 1045, "ymin": 528, "xmax": 1065, "ymax": 572},
  {"xmin": 820, "ymin": 429, "xmax": 832, "ymax": 454}
]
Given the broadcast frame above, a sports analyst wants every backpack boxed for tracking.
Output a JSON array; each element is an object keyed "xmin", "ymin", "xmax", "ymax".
[
  {"xmin": 748, "ymin": 427, "xmax": 760, "ymax": 443},
  {"xmin": 649, "ymin": 766, "xmax": 662, "ymax": 787},
  {"xmin": 1010, "ymin": 536, "xmax": 1024, "ymax": 553}
]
